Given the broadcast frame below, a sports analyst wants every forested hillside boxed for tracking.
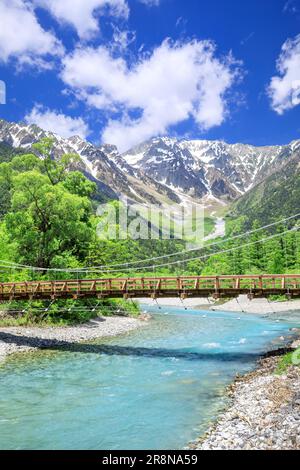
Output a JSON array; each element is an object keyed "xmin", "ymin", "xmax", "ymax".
[
  {"xmin": 0, "ymin": 142, "xmax": 26, "ymax": 163},
  {"xmin": 227, "ymin": 151, "xmax": 300, "ymax": 231}
]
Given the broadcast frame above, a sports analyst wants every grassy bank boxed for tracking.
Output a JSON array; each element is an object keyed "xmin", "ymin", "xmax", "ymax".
[
  {"xmin": 0, "ymin": 298, "xmax": 140, "ymax": 327},
  {"xmin": 275, "ymin": 348, "xmax": 300, "ymax": 374}
]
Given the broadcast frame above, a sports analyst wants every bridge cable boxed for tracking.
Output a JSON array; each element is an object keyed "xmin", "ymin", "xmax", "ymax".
[
  {"xmin": 0, "ymin": 226, "xmax": 299, "ymax": 276},
  {"xmin": 73, "ymin": 212, "xmax": 300, "ymax": 271},
  {"xmin": 83, "ymin": 226, "xmax": 300, "ymax": 274},
  {"xmin": 14, "ymin": 227, "xmax": 294, "ymax": 277},
  {"xmin": 0, "ymin": 212, "xmax": 300, "ymax": 273}
]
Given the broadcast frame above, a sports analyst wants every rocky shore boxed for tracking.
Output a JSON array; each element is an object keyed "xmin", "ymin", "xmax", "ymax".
[
  {"xmin": 138, "ymin": 295, "xmax": 300, "ymax": 314},
  {"xmin": 0, "ymin": 316, "xmax": 144, "ymax": 361},
  {"xmin": 191, "ymin": 352, "xmax": 300, "ymax": 450}
]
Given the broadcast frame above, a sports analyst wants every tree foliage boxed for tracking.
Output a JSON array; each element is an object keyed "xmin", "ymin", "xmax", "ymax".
[{"xmin": 0, "ymin": 139, "xmax": 94, "ymax": 269}]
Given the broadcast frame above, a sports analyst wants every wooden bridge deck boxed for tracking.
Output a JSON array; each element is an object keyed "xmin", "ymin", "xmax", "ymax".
[{"xmin": 0, "ymin": 275, "xmax": 300, "ymax": 301}]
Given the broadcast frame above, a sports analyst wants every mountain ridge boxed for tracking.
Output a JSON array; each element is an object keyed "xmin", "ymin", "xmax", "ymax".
[
  {"xmin": 1, "ymin": 118, "xmax": 300, "ymax": 211},
  {"xmin": 228, "ymin": 149, "xmax": 300, "ymax": 230},
  {"xmin": 122, "ymin": 136, "xmax": 300, "ymax": 201},
  {"xmin": 0, "ymin": 119, "xmax": 180, "ymax": 206}
]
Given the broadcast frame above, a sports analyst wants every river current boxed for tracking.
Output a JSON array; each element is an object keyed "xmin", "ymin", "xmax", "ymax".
[{"xmin": 0, "ymin": 307, "xmax": 298, "ymax": 450}]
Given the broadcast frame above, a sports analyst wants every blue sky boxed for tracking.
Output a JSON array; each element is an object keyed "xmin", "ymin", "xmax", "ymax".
[{"xmin": 0, "ymin": 0, "xmax": 300, "ymax": 151}]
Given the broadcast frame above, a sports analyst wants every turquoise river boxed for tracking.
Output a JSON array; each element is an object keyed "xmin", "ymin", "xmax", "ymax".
[{"xmin": 0, "ymin": 306, "xmax": 299, "ymax": 450}]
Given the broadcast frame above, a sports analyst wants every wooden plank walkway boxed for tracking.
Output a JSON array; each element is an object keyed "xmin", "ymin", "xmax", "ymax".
[{"xmin": 0, "ymin": 275, "xmax": 300, "ymax": 301}]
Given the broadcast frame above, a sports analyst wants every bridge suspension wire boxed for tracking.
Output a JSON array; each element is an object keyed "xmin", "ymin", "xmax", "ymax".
[
  {"xmin": 0, "ymin": 226, "xmax": 299, "ymax": 275},
  {"xmin": 0, "ymin": 307, "xmax": 129, "ymax": 316},
  {"xmin": 0, "ymin": 305, "xmax": 266, "ymax": 322},
  {"xmin": 85, "ymin": 226, "xmax": 300, "ymax": 274},
  {"xmin": 0, "ymin": 212, "xmax": 299, "ymax": 274},
  {"xmin": 71, "ymin": 212, "xmax": 300, "ymax": 272}
]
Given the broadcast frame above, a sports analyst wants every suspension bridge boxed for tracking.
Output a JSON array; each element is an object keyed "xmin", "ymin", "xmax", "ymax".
[
  {"xmin": 0, "ymin": 213, "xmax": 299, "ymax": 304},
  {"xmin": 0, "ymin": 274, "xmax": 300, "ymax": 301}
]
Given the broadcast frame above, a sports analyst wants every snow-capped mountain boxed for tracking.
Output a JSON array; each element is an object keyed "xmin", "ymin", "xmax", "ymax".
[
  {"xmin": 0, "ymin": 119, "xmax": 180, "ymax": 205},
  {"xmin": 1, "ymin": 118, "xmax": 299, "ymax": 208},
  {"xmin": 123, "ymin": 137, "xmax": 300, "ymax": 200}
]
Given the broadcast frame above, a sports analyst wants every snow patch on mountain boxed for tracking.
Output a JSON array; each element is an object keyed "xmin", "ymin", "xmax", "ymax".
[
  {"xmin": 122, "ymin": 136, "xmax": 299, "ymax": 201},
  {"xmin": 1, "ymin": 119, "xmax": 299, "ymax": 210}
]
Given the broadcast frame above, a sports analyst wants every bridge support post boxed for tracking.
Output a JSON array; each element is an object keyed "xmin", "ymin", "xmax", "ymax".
[{"xmin": 214, "ymin": 277, "xmax": 220, "ymax": 299}]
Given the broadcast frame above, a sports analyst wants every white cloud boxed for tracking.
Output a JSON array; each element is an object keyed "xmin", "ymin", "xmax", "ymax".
[
  {"xmin": 112, "ymin": 27, "xmax": 136, "ymax": 51},
  {"xmin": 268, "ymin": 34, "xmax": 300, "ymax": 114},
  {"xmin": 25, "ymin": 105, "xmax": 90, "ymax": 139},
  {"xmin": 34, "ymin": 0, "xmax": 129, "ymax": 39},
  {"xmin": 0, "ymin": 0, "xmax": 63, "ymax": 66},
  {"xmin": 61, "ymin": 39, "xmax": 241, "ymax": 151}
]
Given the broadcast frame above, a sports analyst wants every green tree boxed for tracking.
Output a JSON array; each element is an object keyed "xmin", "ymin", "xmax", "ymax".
[
  {"xmin": 32, "ymin": 138, "xmax": 81, "ymax": 185},
  {"xmin": 5, "ymin": 171, "xmax": 94, "ymax": 268},
  {"xmin": 0, "ymin": 162, "xmax": 13, "ymax": 217},
  {"xmin": 63, "ymin": 171, "xmax": 96, "ymax": 198}
]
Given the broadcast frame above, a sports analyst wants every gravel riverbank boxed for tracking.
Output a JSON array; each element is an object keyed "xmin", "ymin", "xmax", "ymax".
[
  {"xmin": 191, "ymin": 353, "xmax": 300, "ymax": 450},
  {"xmin": 0, "ymin": 316, "xmax": 144, "ymax": 361},
  {"xmin": 138, "ymin": 295, "xmax": 300, "ymax": 314}
]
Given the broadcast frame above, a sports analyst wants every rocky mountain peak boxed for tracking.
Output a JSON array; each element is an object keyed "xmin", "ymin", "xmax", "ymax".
[
  {"xmin": 122, "ymin": 136, "xmax": 299, "ymax": 200},
  {"xmin": 1, "ymin": 118, "xmax": 299, "ymax": 208},
  {"xmin": 0, "ymin": 119, "xmax": 180, "ymax": 206}
]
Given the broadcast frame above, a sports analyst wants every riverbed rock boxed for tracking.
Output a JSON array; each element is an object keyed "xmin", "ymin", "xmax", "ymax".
[
  {"xmin": 192, "ymin": 355, "xmax": 300, "ymax": 450},
  {"xmin": 0, "ymin": 316, "xmax": 144, "ymax": 359},
  {"xmin": 291, "ymin": 339, "xmax": 300, "ymax": 349}
]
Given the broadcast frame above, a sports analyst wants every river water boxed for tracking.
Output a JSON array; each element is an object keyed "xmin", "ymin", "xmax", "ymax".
[{"xmin": 0, "ymin": 307, "xmax": 298, "ymax": 450}]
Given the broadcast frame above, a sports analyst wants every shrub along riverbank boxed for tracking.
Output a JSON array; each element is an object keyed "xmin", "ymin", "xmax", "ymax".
[{"xmin": 0, "ymin": 298, "xmax": 140, "ymax": 327}]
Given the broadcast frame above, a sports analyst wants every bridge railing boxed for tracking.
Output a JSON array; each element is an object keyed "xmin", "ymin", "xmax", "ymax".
[{"xmin": 0, "ymin": 274, "xmax": 300, "ymax": 300}]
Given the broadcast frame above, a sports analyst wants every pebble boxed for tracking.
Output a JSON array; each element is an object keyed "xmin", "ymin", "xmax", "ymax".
[
  {"xmin": 192, "ymin": 354, "xmax": 300, "ymax": 450},
  {"xmin": 0, "ymin": 316, "xmax": 143, "ymax": 360}
]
